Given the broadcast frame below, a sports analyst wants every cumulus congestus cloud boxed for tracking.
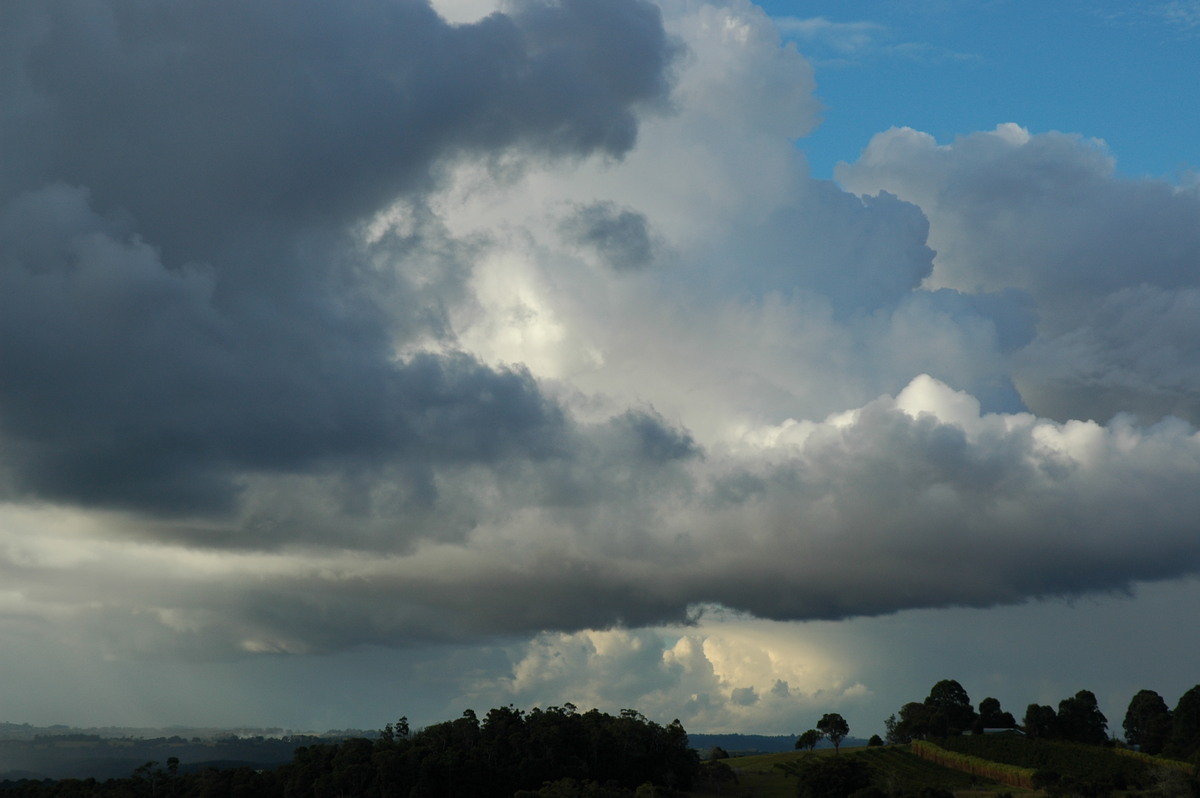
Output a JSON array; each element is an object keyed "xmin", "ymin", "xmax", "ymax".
[{"xmin": 2, "ymin": 0, "xmax": 1200, "ymax": 665}]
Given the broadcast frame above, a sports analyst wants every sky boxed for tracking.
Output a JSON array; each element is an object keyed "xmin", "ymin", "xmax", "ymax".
[{"xmin": 0, "ymin": 0, "xmax": 1199, "ymax": 741}]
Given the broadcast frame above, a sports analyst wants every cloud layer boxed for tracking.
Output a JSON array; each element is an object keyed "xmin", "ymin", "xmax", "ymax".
[{"xmin": 2, "ymin": 0, "xmax": 1200, "ymax": 721}]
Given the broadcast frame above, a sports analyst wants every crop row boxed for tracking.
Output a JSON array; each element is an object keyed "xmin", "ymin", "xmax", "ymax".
[
  {"xmin": 1111, "ymin": 746, "xmax": 1197, "ymax": 775},
  {"xmin": 857, "ymin": 746, "xmax": 988, "ymax": 792},
  {"xmin": 936, "ymin": 734, "xmax": 1159, "ymax": 787},
  {"xmin": 910, "ymin": 740, "xmax": 1035, "ymax": 789}
]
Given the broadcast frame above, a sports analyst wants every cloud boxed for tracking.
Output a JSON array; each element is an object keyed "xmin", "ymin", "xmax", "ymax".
[
  {"xmin": 1159, "ymin": 1, "xmax": 1200, "ymax": 31},
  {"xmin": 559, "ymin": 202, "xmax": 655, "ymax": 272},
  {"xmin": 837, "ymin": 124, "xmax": 1200, "ymax": 423},
  {"xmin": 3, "ymin": 0, "xmax": 1200, "ymax": 696},
  {"xmin": 0, "ymin": 0, "xmax": 677, "ymax": 516},
  {"xmin": 730, "ymin": 687, "xmax": 758, "ymax": 706},
  {"xmin": 771, "ymin": 14, "xmax": 977, "ymax": 66},
  {"xmin": 1095, "ymin": 2, "xmax": 1200, "ymax": 36},
  {"xmin": 8, "ymin": 373, "xmax": 1200, "ymax": 662},
  {"xmin": 773, "ymin": 17, "xmax": 885, "ymax": 55},
  {"xmin": 0, "ymin": 183, "xmax": 576, "ymax": 518},
  {"xmin": 466, "ymin": 613, "xmax": 873, "ymax": 732}
]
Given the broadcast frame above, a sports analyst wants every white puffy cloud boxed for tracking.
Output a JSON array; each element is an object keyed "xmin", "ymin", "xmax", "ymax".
[{"xmin": 470, "ymin": 612, "xmax": 872, "ymax": 732}]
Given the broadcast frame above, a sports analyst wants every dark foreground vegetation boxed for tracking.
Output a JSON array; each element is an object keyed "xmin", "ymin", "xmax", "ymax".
[{"xmin": 0, "ymin": 706, "xmax": 696, "ymax": 798}]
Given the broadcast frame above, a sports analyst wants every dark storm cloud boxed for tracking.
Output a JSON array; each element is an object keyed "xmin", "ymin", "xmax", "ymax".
[
  {"xmin": 0, "ymin": 0, "xmax": 676, "ymax": 515},
  {"xmin": 0, "ymin": 183, "xmax": 573, "ymax": 515},
  {"xmin": 561, "ymin": 201, "xmax": 655, "ymax": 271},
  {"xmin": 5, "ymin": 0, "xmax": 674, "ymax": 258}
]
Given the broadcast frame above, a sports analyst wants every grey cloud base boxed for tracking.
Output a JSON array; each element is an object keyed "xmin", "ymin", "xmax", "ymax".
[{"xmin": 14, "ymin": 385, "xmax": 1200, "ymax": 657}]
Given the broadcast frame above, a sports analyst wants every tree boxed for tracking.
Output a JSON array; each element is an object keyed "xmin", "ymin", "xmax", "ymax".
[
  {"xmin": 976, "ymin": 697, "xmax": 1016, "ymax": 732},
  {"xmin": 697, "ymin": 760, "xmax": 738, "ymax": 796},
  {"xmin": 1123, "ymin": 689, "xmax": 1172, "ymax": 754},
  {"xmin": 1167, "ymin": 684, "xmax": 1200, "ymax": 759},
  {"xmin": 892, "ymin": 702, "xmax": 934, "ymax": 742},
  {"xmin": 795, "ymin": 729, "xmax": 823, "ymax": 752},
  {"xmin": 1023, "ymin": 704, "xmax": 1058, "ymax": 739},
  {"xmin": 884, "ymin": 714, "xmax": 905, "ymax": 745},
  {"xmin": 1057, "ymin": 690, "xmax": 1108, "ymax": 745},
  {"xmin": 793, "ymin": 756, "xmax": 871, "ymax": 798},
  {"xmin": 925, "ymin": 680, "xmax": 977, "ymax": 736},
  {"xmin": 817, "ymin": 714, "xmax": 849, "ymax": 754},
  {"xmin": 868, "ymin": 735, "xmax": 884, "ymax": 747}
]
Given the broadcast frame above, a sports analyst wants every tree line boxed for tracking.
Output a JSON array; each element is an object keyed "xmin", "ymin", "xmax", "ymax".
[
  {"xmin": 881, "ymin": 679, "xmax": 1200, "ymax": 760},
  {"xmin": 786, "ymin": 681, "xmax": 1200, "ymax": 798},
  {"xmin": 0, "ymin": 705, "xmax": 698, "ymax": 798}
]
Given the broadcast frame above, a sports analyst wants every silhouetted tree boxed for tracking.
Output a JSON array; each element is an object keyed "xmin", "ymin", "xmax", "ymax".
[
  {"xmin": 1057, "ymin": 690, "xmax": 1108, "ymax": 745},
  {"xmin": 1167, "ymin": 685, "xmax": 1200, "ymax": 759},
  {"xmin": 975, "ymin": 697, "xmax": 1016, "ymax": 732},
  {"xmin": 894, "ymin": 702, "xmax": 934, "ymax": 742},
  {"xmin": 817, "ymin": 714, "xmax": 849, "ymax": 754},
  {"xmin": 1024, "ymin": 704, "xmax": 1059, "ymax": 739},
  {"xmin": 1123, "ymin": 689, "xmax": 1172, "ymax": 754},
  {"xmin": 795, "ymin": 729, "xmax": 822, "ymax": 752},
  {"xmin": 925, "ymin": 680, "xmax": 977, "ymax": 736},
  {"xmin": 884, "ymin": 714, "xmax": 905, "ymax": 745}
]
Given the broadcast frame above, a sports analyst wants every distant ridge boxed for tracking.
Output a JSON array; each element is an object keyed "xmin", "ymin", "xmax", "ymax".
[
  {"xmin": 0, "ymin": 721, "xmax": 365, "ymax": 741},
  {"xmin": 688, "ymin": 732, "xmax": 869, "ymax": 755}
]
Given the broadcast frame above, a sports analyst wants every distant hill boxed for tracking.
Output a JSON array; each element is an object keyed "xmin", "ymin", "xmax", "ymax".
[
  {"xmin": 0, "ymin": 734, "xmax": 323, "ymax": 781},
  {"xmin": 0, "ymin": 721, "xmax": 377, "ymax": 781},
  {"xmin": 688, "ymin": 732, "xmax": 869, "ymax": 755},
  {"xmin": 0, "ymin": 722, "xmax": 364, "ymax": 742}
]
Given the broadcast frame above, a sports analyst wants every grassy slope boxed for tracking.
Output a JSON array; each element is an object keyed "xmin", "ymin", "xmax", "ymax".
[
  {"xmin": 689, "ymin": 744, "xmax": 1029, "ymax": 798},
  {"xmin": 933, "ymin": 735, "xmax": 1195, "ymax": 789},
  {"xmin": 687, "ymin": 737, "xmax": 1195, "ymax": 798}
]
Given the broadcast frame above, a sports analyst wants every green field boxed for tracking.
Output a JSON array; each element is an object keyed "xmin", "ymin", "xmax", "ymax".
[
  {"xmin": 689, "ymin": 744, "xmax": 1030, "ymax": 798},
  {"xmin": 932, "ymin": 735, "xmax": 1195, "ymax": 791},
  {"xmin": 687, "ymin": 736, "xmax": 1199, "ymax": 798}
]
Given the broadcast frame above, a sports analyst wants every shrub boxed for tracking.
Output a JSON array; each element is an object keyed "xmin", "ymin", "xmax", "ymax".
[{"xmin": 796, "ymin": 756, "xmax": 873, "ymax": 798}]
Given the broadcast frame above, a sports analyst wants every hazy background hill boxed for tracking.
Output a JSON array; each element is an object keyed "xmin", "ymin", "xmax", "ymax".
[
  {"xmin": 687, "ymin": 733, "xmax": 869, "ymax": 755},
  {"xmin": 0, "ymin": 723, "xmax": 868, "ymax": 781},
  {"xmin": 0, "ymin": 724, "xmax": 366, "ymax": 781}
]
